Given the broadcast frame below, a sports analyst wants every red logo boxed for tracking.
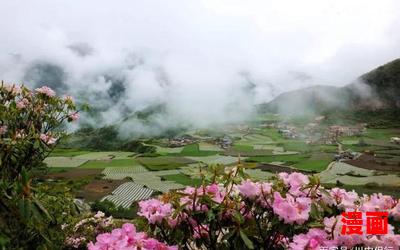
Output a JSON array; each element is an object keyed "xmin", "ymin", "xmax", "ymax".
[{"xmin": 340, "ymin": 211, "xmax": 388, "ymax": 235}]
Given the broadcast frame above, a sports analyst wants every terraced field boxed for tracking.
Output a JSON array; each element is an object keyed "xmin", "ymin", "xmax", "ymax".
[
  {"xmin": 80, "ymin": 159, "xmax": 140, "ymax": 168},
  {"xmin": 239, "ymin": 133, "xmax": 275, "ymax": 145},
  {"xmin": 44, "ymin": 157, "xmax": 88, "ymax": 168},
  {"xmin": 187, "ymin": 155, "xmax": 242, "ymax": 165},
  {"xmin": 319, "ymin": 162, "xmax": 400, "ymax": 186},
  {"xmin": 198, "ymin": 142, "xmax": 224, "ymax": 152},
  {"xmin": 102, "ymin": 182, "xmax": 153, "ymax": 208},
  {"xmin": 46, "ymin": 125, "xmax": 400, "ymax": 209},
  {"xmin": 102, "ymin": 166, "xmax": 149, "ymax": 179},
  {"xmin": 138, "ymin": 156, "xmax": 195, "ymax": 170}
]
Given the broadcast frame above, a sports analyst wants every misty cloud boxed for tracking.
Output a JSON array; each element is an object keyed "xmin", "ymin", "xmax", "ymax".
[
  {"xmin": 24, "ymin": 62, "xmax": 68, "ymax": 93},
  {"xmin": 0, "ymin": 0, "xmax": 399, "ymax": 137},
  {"xmin": 67, "ymin": 42, "xmax": 94, "ymax": 57}
]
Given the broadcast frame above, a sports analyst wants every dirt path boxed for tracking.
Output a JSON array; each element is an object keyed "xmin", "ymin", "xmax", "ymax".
[{"xmin": 337, "ymin": 142, "xmax": 343, "ymax": 153}]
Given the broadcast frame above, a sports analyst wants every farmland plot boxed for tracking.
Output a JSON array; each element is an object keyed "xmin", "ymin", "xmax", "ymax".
[
  {"xmin": 136, "ymin": 180, "xmax": 184, "ymax": 193},
  {"xmin": 156, "ymin": 146, "xmax": 184, "ymax": 154},
  {"xmin": 239, "ymin": 134, "xmax": 275, "ymax": 145},
  {"xmin": 76, "ymin": 151, "xmax": 135, "ymax": 160},
  {"xmin": 44, "ymin": 157, "xmax": 88, "ymax": 168},
  {"xmin": 102, "ymin": 166, "xmax": 149, "ymax": 180},
  {"xmin": 101, "ymin": 182, "xmax": 153, "ymax": 208},
  {"xmin": 198, "ymin": 142, "xmax": 223, "ymax": 152},
  {"xmin": 187, "ymin": 155, "xmax": 242, "ymax": 165},
  {"xmin": 245, "ymin": 169, "xmax": 274, "ymax": 180},
  {"xmin": 319, "ymin": 162, "xmax": 400, "ymax": 186},
  {"xmin": 138, "ymin": 156, "xmax": 195, "ymax": 170},
  {"xmin": 80, "ymin": 159, "xmax": 140, "ymax": 169}
]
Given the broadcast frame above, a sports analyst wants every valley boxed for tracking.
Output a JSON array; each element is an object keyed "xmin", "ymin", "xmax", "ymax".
[{"xmin": 40, "ymin": 113, "xmax": 400, "ymax": 215}]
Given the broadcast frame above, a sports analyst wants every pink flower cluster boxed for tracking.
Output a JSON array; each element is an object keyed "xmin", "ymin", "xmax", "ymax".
[
  {"xmin": 279, "ymin": 172, "xmax": 310, "ymax": 196},
  {"xmin": 40, "ymin": 133, "xmax": 57, "ymax": 145},
  {"xmin": 236, "ymin": 179, "xmax": 272, "ymax": 199},
  {"xmin": 35, "ymin": 86, "xmax": 56, "ymax": 97},
  {"xmin": 133, "ymin": 171, "xmax": 400, "ymax": 249},
  {"xmin": 68, "ymin": 112, "xmax": 80, "ymax": 121},
  {"xmin": 291, "ymin": 215, "xmax": 400, "ymax": 249},
  {"xmin": 289, "ymin": 228, "xmax": 336, "ymax": 250},
  {"xmin": 138, "ymin": 199, "xmax": 173, "ymax": 224},
  {"xmin": 4, "ymin": 84, "xmax": 22, "ymax": 95},
  {"xmin": 16, "ymin": 98, "xmax": 29, "ymax": 109},
  {"xmin": 88, "ymin": 223, "xmax": 177, "ymax": 250},
  {"xmin": 273, "ymin": 192, "xmax": 311, "ymax": 224}
]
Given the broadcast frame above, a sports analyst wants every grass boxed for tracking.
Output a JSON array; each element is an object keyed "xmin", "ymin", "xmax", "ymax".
[
  {"xmin": 170, "ymin": 144, "xmax": 219, "ymax": 157},
  {"xmin": 138, "ymin": 156, "xmax": 195, "ymax": 171},
  {"xmin": 232, "ymin": 144, "xmax": 254, "ymax": 152},
  {"xmin": 246, "ymin": 153, "xmax": 331, "ymax": 172},
  {"xmin": 50, "ymin": 148, "xmax": 93, "ymax": 157},
  {"xmin": 79, "ymin": 159, "xmax": 140, "ymax": 168},
  {"xmin": 47, "ymin": 167, "xmax": 72, "ymax": 173},
  {"xmin": 365, "ymin": 128, "xmax": 398, "ymax": 140},
  {"xmin": 293, "ymin": 159, "xmax": 332, "ymax": 172},
  {"xmin": 260, "ymin": 128, "xmax": 283, "ymax": 141},
  {"xmin": 246, "ymin": 154, "xmax": 308, "ymax": 164},
  {"xmin": 162, "ymin": 173, "xmax": 202, "ymax": 186}
]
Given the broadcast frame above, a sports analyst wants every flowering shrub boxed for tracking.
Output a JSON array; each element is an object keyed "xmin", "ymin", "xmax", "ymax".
[
  {"xmin": 63, "ymin": 211, "xmax": 116, "ymax": 249},
  {"xmin": 88, "ymin": 223, "xmax": 177, "ymax": 250},
  {"xmin": 0, "ymin": 82, "xmax": 79, "ymax": 180},
  {"xmin": 125, "ymin": 165, "xmax": 400, "ymax": 249},
  {"xmin": 0, "ymin": 82, "xmax": 80, "ymax": 249}
]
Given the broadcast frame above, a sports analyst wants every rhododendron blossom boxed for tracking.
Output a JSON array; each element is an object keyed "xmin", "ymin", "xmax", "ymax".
[
  {"xmin": 237, "ymin": 179, "xmax": 260, "ymax": 198},
  {"xmin": 16, "ymin": 98, "xmax": 29, "ymax": 109},
  {"xmin": 289, "ymin": 228, "xmax": 336, "ymax": 250},
  {"xmin": 272, "ymin": 192, "xmax": 311, "ymax": 224},
  {"xmin": 96, "ymin": 169, "xmax": 400, "ymax": 249},
  {"xmin": 68, "ymin": 112, "xmax": 80, "ymax": 121},
  {"xmin": 40, "ymin": 133, "xmax": 57, "ymax": 145},
  {"xmin": 5, "ymin": 84, "xmax": 21, "ymax": 95},
  {"xmin": 35, "ymin": 86, "xmax": 56, "ymax": 97},
  {"xmin": 88, "ymin": 223, "xmax": 177, "ymax": 250},
  {"xmin": 138, "ymin": 199, "xmax": 173, "ymax": 224}
]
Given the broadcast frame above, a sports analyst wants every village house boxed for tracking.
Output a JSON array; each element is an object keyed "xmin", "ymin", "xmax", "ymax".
[
  {"xmin": 390, "ymin": 137, "xmax": 400, "ymax": 144},
  {"xmin": 168, "ymin": 135, "xmax": 197, "ymax": 147}
]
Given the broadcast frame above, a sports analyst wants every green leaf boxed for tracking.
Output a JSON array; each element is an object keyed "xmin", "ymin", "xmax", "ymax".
[
  {"xmin": 310, "ymin": 203, "xmax": 321, "ymax": 219},
  {"xmin": 239, "ymin": 230, "xmax": 254, "ymax": 249}
]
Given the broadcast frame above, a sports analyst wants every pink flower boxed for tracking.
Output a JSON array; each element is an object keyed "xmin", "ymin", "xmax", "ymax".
[
  {"xmin": 330, "ymin": 188, "xmax": 359, "ymax": 210},
  {"xmin": 16, "ymin": 98, "xmax": 29, "ymax": 109},
  {"xmin": 390, "ymin": 201, "xmax": 400, "ymax": 221},
  {"xmin": 4, "ymin": 84, "xmax": 21, "ymax": 95},
  {"xmin": 193, "ymin": 224, "xmax": 209, "ymax": 239},
  {"xmin": 0, "ymin": 125, "xmax": 7, "ymax": 135},
  {"xmin": 381, "ymin": 234, "xmax": 400, "ymax": 248},
  {"xmin": 272, "ymin": 192, "xmax": 311, "ymax": 224},
  {"xmin": 40, "ymin": 133, "xmax": 57, "ymax": 145},
  {"xmin": 63, "ymin": 95, "xmax": 74, "ymax": 102},
  {"xmin": 35, "ymin": 86, "xmax": 55, "ymax": 97},
  {"xmin": 289, "ymin": 228, "xmax": 336, "ymax": 250},
  {"xmin": 237, "ymin": 180, "xmax": 260, "ymax": 198},
  {"xmin": 138, "ymin": 199, "xmax": 173, "ymax": 224},
  {"xmin": 88, "ymin": 223, "xmax": 177, "ymax": 250},
  {"xmin": 68, "ymin": 112, "xmax": 80, "ymax": 121},
  {"xmin": 280, "ymin": 172, "xmax": 309, "ymax": 195},
  {"xmin": 360, "ymin": 193, "xmax": 395, "ymax": 212}
]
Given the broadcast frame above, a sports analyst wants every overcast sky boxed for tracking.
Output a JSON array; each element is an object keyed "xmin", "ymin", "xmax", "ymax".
[{"xmin": 0, "ymin": 0, "xmax": 399, "ymax": 131}]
